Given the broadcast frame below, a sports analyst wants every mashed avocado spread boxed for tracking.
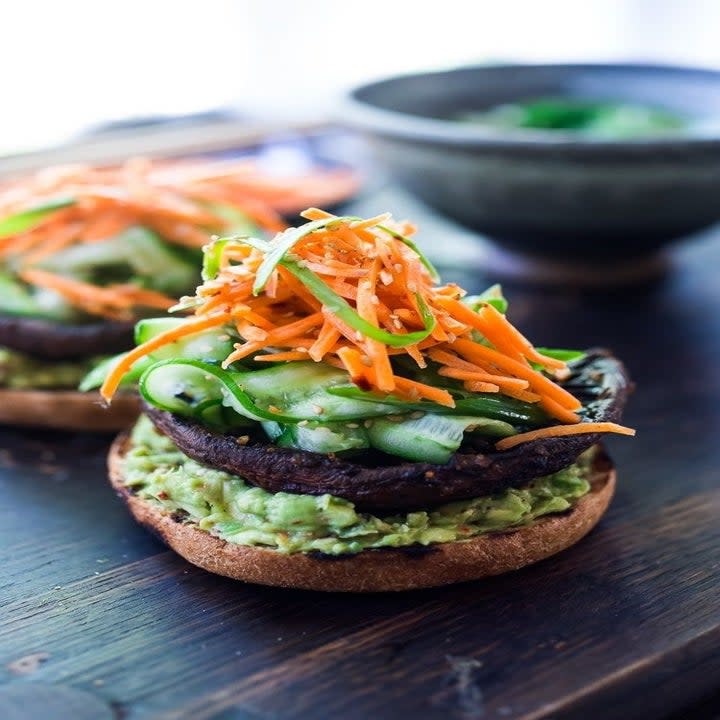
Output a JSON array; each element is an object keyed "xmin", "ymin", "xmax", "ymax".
[
  {"xmin": 0, "ymin": 347, "xmax": 101, "ymax": 389},
  {"xmin": 124, "ymin": 416, "xmax": 593, "ymax": 555}
]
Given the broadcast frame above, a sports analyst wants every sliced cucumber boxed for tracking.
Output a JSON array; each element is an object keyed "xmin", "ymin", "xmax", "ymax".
[
  {"xmin": 138, "ymin": 359, "xmax": 397, "ymax": 424},
  {"xmin": 261, "ymin": 420, "xmax": 283, "ymax": 441},
  {"xmin": 80, "ymin": 324, "xmax": 235, "ymax": 391},
  {"xmin": 134, "ymin": 318, "xmax": 235, "ymax": 363},
  {"xmin": 327, "ymin": 383, "xmax": 549, "ymax": 426},
  {"xmin": 262, "ymin": 419, "xmax": 369, "ymax": 454},
  {"xmin": 0, "ymin": 272, "xmax": 75, "ymax": 320},
  {"xmin": 140, "ymin": 360, "xmax": 279, "ymax": 423},
  {"xmin": 134, "ymin": 317, "xmax": 186, "ymax": 344},
  {"xmin": 0, "ymin": 196, "xmax": 75, "ymax": 239},
  {"xmin": 35, "ymin": 226, "xmax": 198, "ymax": 295},
  {"xmin": 34, "ymin": 234, "xmax": 130, "ymax": 275},
  {"xmin": 122, "ymin": 227, "xmax": 199, "ymax": 294},
  {"xmin": 203, "ymin": 202, "xmax": 258, "ymax": 236},
  {"xmin": 139, "ymin": 360, "xmax": 214, "ymax": 415},
  {"xmin": 366, "ymin": 414, "xmax": 515, "ymax": 464},
  {"xmin": 139, "ymin": 361, "xmax": 254, "ymax": 429},
  {"xmin": 235, "ymin": 361, "xmax": 396, "ymax": 420},
  {"xmin": 0, "ymin": 272, "xmax": 45, "ymax": 316},
  {"xmin": 79, "ymin": 353, "xmax": 154, "ymax": 392},
  {"xmin": 463, "ymin": 284, "xmax": 508, "ymax": 314}
]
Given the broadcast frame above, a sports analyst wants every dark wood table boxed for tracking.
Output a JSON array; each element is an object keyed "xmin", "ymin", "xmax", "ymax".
[{"xmin": 1, "ymin": 190, "xmax": 719, "ymax": 720}]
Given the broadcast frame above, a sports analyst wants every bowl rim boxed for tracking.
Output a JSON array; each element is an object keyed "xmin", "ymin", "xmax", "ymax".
[{"xmin": 341, "ymin": 62, "xmax": 720, "ymax": 154}]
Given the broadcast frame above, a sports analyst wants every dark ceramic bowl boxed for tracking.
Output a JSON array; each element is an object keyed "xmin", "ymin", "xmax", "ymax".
[{"xmin": 342, "ymin": 64, "xmax": 720, "ymax": 262}]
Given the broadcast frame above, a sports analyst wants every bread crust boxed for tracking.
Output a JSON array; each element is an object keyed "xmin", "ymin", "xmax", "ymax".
[
  {"xmin": 108, "ymin": 434, "xmax": 615, "ymax": 592},
  {"xmin": 0, "ymin": 389, "xmax": 140, "ymax": 431}
]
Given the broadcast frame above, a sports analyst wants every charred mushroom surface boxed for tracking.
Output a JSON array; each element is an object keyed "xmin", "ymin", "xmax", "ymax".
[{"xmin": 144, "ymin": 349, "xmax": 630, "ymax": 512}]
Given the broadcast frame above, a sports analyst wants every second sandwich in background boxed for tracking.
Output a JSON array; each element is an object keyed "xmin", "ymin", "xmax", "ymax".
[{"xmin": 0, "ymin": 157, "xmax": 353, "ymax": 430}]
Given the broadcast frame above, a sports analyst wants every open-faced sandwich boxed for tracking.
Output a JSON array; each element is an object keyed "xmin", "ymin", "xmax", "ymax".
[
  {"xmin": 0, "ymin": 158, "xmax": 294, "ymax": 429},
  {"xmin": 99, "ymin": 209, "xmax": 634, "ymax": 590}
]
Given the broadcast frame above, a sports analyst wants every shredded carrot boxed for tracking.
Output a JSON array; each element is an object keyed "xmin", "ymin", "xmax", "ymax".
[
  {"xmin": 480, "ymin": 303, "xmax": 566, "ymax": 371},
  {"xmin": 497, "ymin": 387, "xmax": 543, "ymax": 404},
  {"xmin": 451, "ymin": 339, "xmax": 582, "ymax": 413},
  {"xmin": 308, "ymin": 321, "xmax": 341, "ymax": 362},
  {"xmin": 405, "ymin": 344, "xmax": 426, "ymax": 368},
  {"xmin": 222, "ymin": 313, "xmax": 323, "ymax": 367},
  {"xmin": 78, "ymin": 212, "xmax": 132, "ymax": 243},
  {"xmin": 100, "ymin": 312, "xmax": 232, "ymax": 401},
  {"xmin": 277, "ymin": 267, "xmax": 323, "ymax": 312},
  {"xmin": 495, "ymin": 422, "xmax": 636, "ymax": 451},
  {"xmin": 22, "ymin": 222, "xmax": 83, "ymax": 264},
  {"xmin": 254, "ymin": 351, "xmax": 309, "ymax": 362},
  {"xmin": 427, "ymin": 348, "xmax": 482, "ymax": 372},
  {"xmin": 337, "ymin": 346, "xmax": 370, "ymax": 386},
  {"xmin": 19, "ymin": 268, "xmax": 175, "ymax": 320},
  {"xmin": 437, "ymin": 366, "xmax": 529, "ymax": 391},
  {"xmin": 142, "ymin": 216, "xmax": 216, "ymax": 249},
  {"xmin": 350, "ymin": 212, "xmax": 392, "ymax": 230},
  {"xmin": 464, "ymin": 381, "xmax": 500, "ymax": 393},
  {"xmin": 393, "ymin": 376, "xmax": 455, "ymax": 408},
  {"xmin": 356, "ymin": 257, "xmax": 394, "ymax": 392},
  {"xmin": 435, "ymin": 297, "xmax": 524, "ymax": 363},
  {"xmin": 300, "ymin": 207, "xmax": 334, "ymax": 220},
  {"xmin": 235, "ymin": 305, "xmax": 276, "ymax": 331},
  {"xmin": 539, "ymin": 397, "xmax": 582, "ymax": 425}
]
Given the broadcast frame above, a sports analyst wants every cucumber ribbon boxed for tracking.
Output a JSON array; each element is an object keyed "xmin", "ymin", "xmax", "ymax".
[{"xmin": 0, "ymin": 196, "xmax": 75, "ymax": 239}]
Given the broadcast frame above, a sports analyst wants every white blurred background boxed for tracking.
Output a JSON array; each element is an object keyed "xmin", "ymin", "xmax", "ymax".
[{"xmin": 2, "ymin": 0, "xmax": 718, "ymax": 154}]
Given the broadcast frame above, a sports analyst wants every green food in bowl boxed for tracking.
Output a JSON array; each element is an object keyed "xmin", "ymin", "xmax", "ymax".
[{"xmin": 458, "ymin": 98, "xmax": 687, "ymax": 138}]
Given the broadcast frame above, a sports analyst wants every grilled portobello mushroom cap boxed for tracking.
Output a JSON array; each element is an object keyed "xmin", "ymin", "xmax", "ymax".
[{"xmin": 0, "ymin": 314, "xmax": 135, "ymax": 360}]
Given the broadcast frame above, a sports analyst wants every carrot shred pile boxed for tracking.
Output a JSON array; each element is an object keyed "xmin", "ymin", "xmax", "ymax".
[
  {"xmin": 100, "ymin": 209, "xmax": 635, "ymax": 448},
  {"xmin": 0, "ymin": 158, "xmax": 356, "ymax": 320},
  {"xmin": 19, "ymin": 268, "xmax": 176, "ymax": 320}
]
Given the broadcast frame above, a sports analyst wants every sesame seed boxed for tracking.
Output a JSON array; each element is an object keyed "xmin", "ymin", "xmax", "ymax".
[
  {"xmin": 236, "ymin": 435, "xmax": 250, "ymax": 445},
  {"xmin": 312, "ymin": 404, "xmax": 324, "ymax": 415}
]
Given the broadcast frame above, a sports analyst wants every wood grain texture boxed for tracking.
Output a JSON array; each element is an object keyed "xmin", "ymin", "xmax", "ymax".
[{"xmin": 2, "ymin": 191, "xmax": 720, "ymax": 719}]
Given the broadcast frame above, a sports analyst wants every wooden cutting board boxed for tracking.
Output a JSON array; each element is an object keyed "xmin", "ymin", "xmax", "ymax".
[{"xmin": 1, "ymin": 211, "xmax": 719, "ymax": 720}]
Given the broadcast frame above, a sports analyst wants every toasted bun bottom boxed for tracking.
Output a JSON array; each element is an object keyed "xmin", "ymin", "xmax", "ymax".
[
  {"xmin": 109, "ymin": 434, "xmax": 615, "ymax": 592},
  {"xmin": 0, "ymin": 389, "xmax": 140, "ymax": 431}
]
